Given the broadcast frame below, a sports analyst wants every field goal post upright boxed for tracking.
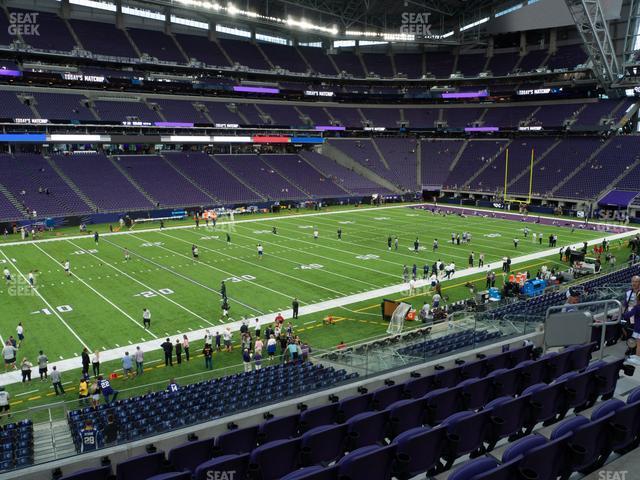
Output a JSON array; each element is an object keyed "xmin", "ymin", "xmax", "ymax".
[{"xmin": 503, "ymin": 147, "xmax": 536, "ymax": 208}]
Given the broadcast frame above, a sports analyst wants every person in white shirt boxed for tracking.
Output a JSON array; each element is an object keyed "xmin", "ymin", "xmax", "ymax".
[
  {"xmin": 63, "ymin": 260, "xmax": 70, "ymax": 276},
  {"xmin": 408, "ymin": 278, "xmax": 417, "ymax": 295},
  {"xmin": 223, "ymin": 328, "xmax": 232, "ymax": 352},
  {"xmin": 313, "ymin": 228, "xmax": 319, "ymax": 240},
  {"xmin": 142, "ymin": 308, "xmax": 151, "ymax": 329},
  {"xmin": 432, "ymin": 293, "xmax": 442, "ymax": 308},
  {"xmin": 134, "ymin": 346, "xmax": 144, "ymax": 376},
  {"xmin": 16, "ymin": 323, "xmax": 24, "ymax": 347},
  {"xmin": 0, "ymin": 387, "xmax": 10, "ymax": 420},
  {"xmin": 257, "ymin": 244, "xmax": 263, "ymax": 259},
  {"xmin": 3, "ymin": 268, "xmax": 10, "ymax": 284},
  {"xmin": 28, "ymin": 271, "xmax": 35, "ymax": 287}
]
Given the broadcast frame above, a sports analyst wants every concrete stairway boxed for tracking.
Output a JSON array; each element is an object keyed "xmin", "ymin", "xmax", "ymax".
[
  {"xmin": 161, "ymin": 155, "xmax": 221, "ymax": 204},
  {"xmin": 550, "ymin": 138, "xmax": 612, "ymax": 196},
  {"xmin": 33, "ymin": 420, "xmax": 76, "ymax": 464},
  {"xmin": 321, "ymin": 141, "xmax": 402, "ymax": 194},
  {"xmin": 108, "ymin": 156, "xmax": 159, "ymax": 206},
  {"xmin": 45, "ymin": 157, "xmax": 97, "ymax": 213},
  {"xmin": 462, "ymin": 140, "xmax": 512, "ymax": 188},
  {"xmin": 210, "ymin": 156, "xmax": 267, "ymax": 201},
  {"xmin": 0, "ymin": 183, "xmax": 28, "ymax": 218}
]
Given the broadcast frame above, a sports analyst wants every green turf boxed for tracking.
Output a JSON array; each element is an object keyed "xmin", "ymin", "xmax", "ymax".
[{"xmin": 0, "ymin": 203, "xmax": 634, "ymax": 422}]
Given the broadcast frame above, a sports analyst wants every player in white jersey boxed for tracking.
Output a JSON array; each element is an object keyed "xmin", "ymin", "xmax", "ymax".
[
  {"xmin": 28, "ymin": 271, "xmax": 35, "ymax": 287},
  {"xmin": 257, "ymin": 244, "xmax": 264, "ymax": 259},
  {"xmin": 313, "ymin": 228, "xmax": 319, "ymax": 240},
  {"xmin": 63, "ymin": 260, "xmax": 70, "ymax": 276},
  {"xmin": 3, "ymin": 268, "xmax": 10, "ymax": 284}
]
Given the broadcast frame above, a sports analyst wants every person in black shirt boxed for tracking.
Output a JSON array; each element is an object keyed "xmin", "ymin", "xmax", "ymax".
[
  {"xmin": 103, "ymin": 414, "xmax": 118, "ymax": 446},
  {"xmin": 81, "ymin": 348, "xmax": 90, "ymax": 377},
  {"xmin": 161, "ymin": 338, "xmax": 173, "ymax": 366},
  {"xmin": 220, "ymin": 281, "xmax": 227, "ymax": 301},
  {"xmin": 292, "ymin": 298, "xmax": 299, "ymax": 319},
  {"xmin": 175, "ymin": 339, "xmax": 182, "ymax": 365}
]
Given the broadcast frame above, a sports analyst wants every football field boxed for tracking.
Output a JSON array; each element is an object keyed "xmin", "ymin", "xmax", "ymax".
[{"xmin": 0, "ymin": 204, "xmax": 625, "ymax": 365}]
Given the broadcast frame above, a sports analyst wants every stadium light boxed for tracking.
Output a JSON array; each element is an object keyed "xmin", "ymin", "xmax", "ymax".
[{"xmin": 460, "ymin": 17, "xmax": 490, "ymax": 32}]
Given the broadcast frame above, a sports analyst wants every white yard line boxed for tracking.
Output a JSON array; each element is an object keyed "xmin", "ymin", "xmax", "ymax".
[
  {"xmin": 223, "ymin": 223, "xmax": 400, "ymax": 279},
  {"xmin": 105, "ymin": 235, "xmax": 266, "ymax": 314},
  {"xmin": 65, "ymin": 239, "xmax": 216, "ymax": 327},
  {"xmin": 133, "ymin": 233, "xmax": 294, "ymax": 305},
  {"xmin": 32, "ymin": 243, "xmax": 156, "ymax": 339},
  {"xmin": 167, "ymin": 229, "xmax": 380, "ymax": 292},
  {"xmin": 0, "ymin": 249, "xmax": 91, "ymax": 351},
  {"xmin": 0, "ymin": 228, "xmax": 634, "ymax": 386}
]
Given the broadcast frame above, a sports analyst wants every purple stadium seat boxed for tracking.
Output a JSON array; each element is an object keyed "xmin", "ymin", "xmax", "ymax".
[
  {"xmin": 484, "ymin": 394, "xmax": 530, "ymax": 450},
  {"xmin": 194, "ymin": 453, "xmax": 250, "ymax": 480},
  {"xmin": 59, "ymin": 466, "xmax": 111, "ymax": 480},
  {"xmin": 215, "ymin": 426, "xmax": 259, "ymax": 455},
  {"xmin": 300, "ymin": 424, "xmax": 348, "ymax": 465},
  {"xmin": 116, "ymin": 451, "xmax": 165, "ymax": 480},
  {"xmin": 299, "ymin": 404, "xmax": 338, "ymax": 432},
  {"xmin": 168, "ymin": 437, "xmax": 215, "ymax": 473},
  {"xmin": 258, "ymin": 413, "xmax": 300, "ymax": 443},
  {"xmin": 345, "ymin": 410, "xmax": 389, "ymax": 448},
  {"xmin": 249, "ymin": 438, "xmax": 301, "ymax": 480},
  {"xmin": 336, "ymin": 444, "xmax": 397, "ymax": 480},
  {"xmin": 392, "ymin": 425, "xmax": 446, "ymax": 477},
  {"xmin": 281, "ymin": 465, "xmax": 339, "ymax": 480}
]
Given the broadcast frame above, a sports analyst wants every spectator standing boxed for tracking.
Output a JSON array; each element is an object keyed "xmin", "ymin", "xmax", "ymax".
[
  {"xmin": 161, "ymin": 338, "xmax": 173, "ymax": 366},
  {"xmin": 80, "ymin": 420, "xmax": 99, "ymax": 453},
  {"xmin": 203, "ymin": 343, "xmax": 213, "ymax": 370},
  {"xmin": 223, "ymin": 328, "xmax": 232, "ymax": 352},
  {"xmin": 175, "ymin": 339, "xmax": 182, "ymax": 365},
  {"xmin": 51, "ymin": 366, "xmax": 64, "ymax": 395},
  {"xmin": 121, "ymin": 352, "xmax": 132, "ymax": 380},
  {"xmin": 242, "ymin": 349, "xmax": 252, "ymax": 372},
  {"xmin": 37, "ymin": 350, "xmax": 48, "ymax": 380},
  {"xmin": 254, "ymin": 337, "xmax": 264, "ymax": 356},
  {"xmin": 81, "ymin": 348, "xmax": 90, "ymax": 377},
  {"xmin": 254, "ymin": 318, "xmax": 261, "ymax": 338},
  {"xmin": 78, "ymin": 377, "xmax": 89, "ymax": 406},
  {"xmin": 288, "ymin": 341, "xmax": 298, "ymax": 363},
  {"xmin": 254, "ymin": 350, "xmax": 262, "ymax": 370},
  {"xmin": 20, "ymin": 357, "xmax": 32, "ymax": 382},
  {"xmin": 103, "ymin": 415, "xmax": 118, "ymax": 446},
  {"xmin": 91, "ymin": 350, "xmax": 100, "ymax": 377},
  {"xmin": 0, "ymin": 387, "xmax": 9, "ymax": 420},
  {"xmin": 215, "ymin": 331, "xmax": 221, "ymax": 351},
  {"xmin": 89, "ymin": 379, "xmax": 100, "ymax": 408},
  {"xmin": 182, "ymin": 335, "xmax": 190, "ymax": 362},
  {"xmin": 134, "ymin": 346, "xmax": 144, "ymax": 376},
  {"xmin": 292, "ymin": 298, "xmax": 299, "ymax": 319},
  {"xmin": 267, "ymin": 335, "xmax": 277, "ymax": 361}
]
